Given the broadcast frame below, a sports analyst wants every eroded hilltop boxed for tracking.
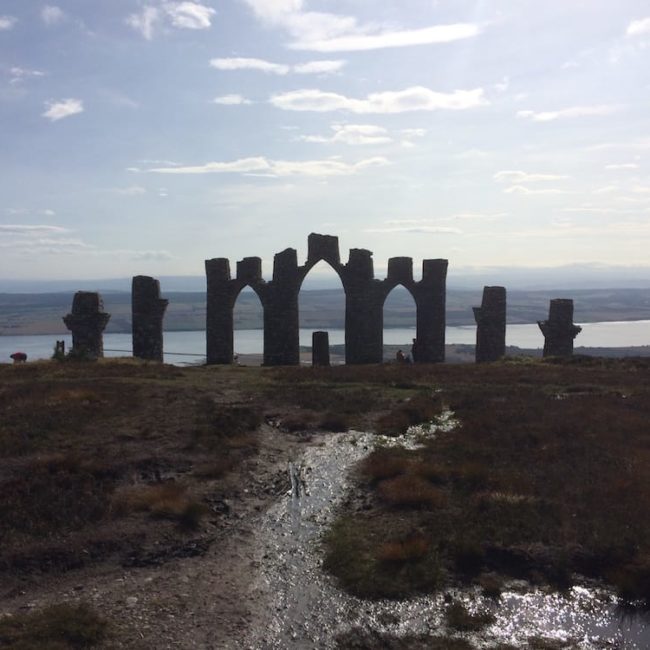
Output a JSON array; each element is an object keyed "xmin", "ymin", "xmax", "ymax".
[{"xmin": 1, "ymin": 358, "xmax": 649, "ymax": 648}]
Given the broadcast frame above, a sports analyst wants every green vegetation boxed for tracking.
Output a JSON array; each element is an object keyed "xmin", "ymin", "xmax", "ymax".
[
  {"xmin": 0, "ymin": 603, "xmax": 107, "ymax": 649},
  {"xmin": 322, "ymin": 357, "xmax": 650, "ymax": 605}
]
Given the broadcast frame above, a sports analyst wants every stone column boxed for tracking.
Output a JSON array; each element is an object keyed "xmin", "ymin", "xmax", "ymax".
[
  {"xmin": 312, "ymin": 331, "xmax": 330, "ymax": 366},
  {"xmin": 413, "ymin": 259, "xmax": 448, "ymax": 363},
  {"xmin": 473, "ymin": 286, "xmax": 506, "ymax": 363},
  {"xmin": 132, "ymin": 276, "xmax": 168, "ymax": 362},
  {"xmin": 63, "ymin": 292, "xmax": 110, "ymax": 358},
  {"xmin": 538, "ymin": 299, "xmax": 582, "ymax": 357},
  {"xmin": 345, "ymin": 249, "xmax": 383, "ymax": 364},
  {"xmin": 205, "ymin": 258, "xmax": 235, "ymax": 365},
  {"xmin": 264, "ymin": 248, "xmax": 300, "ymax": 366}
]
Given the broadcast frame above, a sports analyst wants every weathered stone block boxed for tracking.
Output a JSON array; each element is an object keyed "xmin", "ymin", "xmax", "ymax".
[
  {"xmin": 132, "ymin": 276, "xmax": 168, "ymax": 362},
  {"xmin": 538, "ymin": 298, "xmax": 582, "ymax": 357},
  {"xmin": 473, "ymin": 286, "xmax": 506, "ymax": 363},
  {"xmin": 387, "ymin": 257, "xmax": 413, "ymax": 285},
  {"xmin": 312, "ymin": 331, "xmax": 330, "ymax": 366},
  {"xmin": 63, "ymin": 291, "xmax": 110, "ymax": 359},
  {"xmin": 308, "ymin": 233, "xmax": 340, "ymax": 265}
]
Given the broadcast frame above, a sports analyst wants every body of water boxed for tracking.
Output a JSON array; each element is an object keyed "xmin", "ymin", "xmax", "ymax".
[{"xmin": 1, "ymin": 320, "xmax": 649, "ymax": 364}]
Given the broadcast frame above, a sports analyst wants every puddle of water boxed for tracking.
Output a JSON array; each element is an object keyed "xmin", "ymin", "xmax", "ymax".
[{"xmin": 242, "ymin": 419, "xmax": 649, "ymax": 649}]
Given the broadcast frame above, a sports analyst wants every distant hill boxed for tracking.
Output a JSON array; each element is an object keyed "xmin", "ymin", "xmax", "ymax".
[{"xmin": 1, "ymin": 287, "xmax": 649, "ymax": 336}]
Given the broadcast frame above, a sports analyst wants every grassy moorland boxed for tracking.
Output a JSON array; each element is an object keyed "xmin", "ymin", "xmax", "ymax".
[{"xmin": 0, "ymin": 356, "xmax": 648, "ymax": 647}]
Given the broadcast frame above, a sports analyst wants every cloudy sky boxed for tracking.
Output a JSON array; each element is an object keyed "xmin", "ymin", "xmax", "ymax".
[{"xmin": 1, "ymin": 0, "xmax": 649, "ymax": 281}]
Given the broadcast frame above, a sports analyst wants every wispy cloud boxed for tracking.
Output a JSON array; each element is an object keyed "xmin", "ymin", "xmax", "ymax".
[
  {"xmin": 114, "ymin": 185, "xmax": 147, "ymax": 196},
  {"xmin": 0, "ymin": 225, "xmax": 70, "ymax": 234},
  {"xmin": 241, "ymin": 1, "xmax": 481, "ymax": 53},
  {"xmin": 503, "ymin": 185, "xmax": 569, "ymax": 195},
  {"xmin": 270, "ymin": 86, "xmax": 487, "ymax": 113},
  {"xmin": 144, "ymin": 155, "xmax": 388, "ymax": 177},
  {"xmin": 626, "ymin": 17, "xmax": 650, "ymax": 37},
  {"xmin": 127, "ymin": 2, "xmax": 215, "ymax": 39},
  {"xmin": 42, "ymin": 98, "xmax": 84, "ymax": 121},
  {"xmin": 213, "ymin": 94, "xmax": 252, "ymax": 105},
  {"xmin": 210, "ymin": 57, "xmax": 345, "ymax": 75},
  {"xmin": 8, "ymin": 67, "xmax": 45, "ymax": 85},
  {"xmin": 494, "ymin": 171, "xmax": 569, "ymax": 183},
  {"xmin": 41, "ymin": 6, "xmax": 65, "ymax": 26},
  {"xmin": 210, "ymin": 57, "xmax": 290, "ymax": 74},
  {"xmin": 126, "ymin": 7, "xmax": 159, "ymax": 40},
  {"xmin": 291, "ymin": 23, "xmax": 481, "ymax": 53},
  {"xmin": 517, "ymin": 105, "xmax": 622, "ymax": 122},
  {"xmin": 0, "ymin": 15, "xmax": 17, "ymax": 30},
  {"xmin": 300, "ymin": 124, "xmax": 391, "ymax": 145},
  {"xmin": 605, "ymin": 163, "xmax": 639, "ymax": 170},
  {"xmin": 165, "ymin": 2, "xmax": 216, "ymax": 29}
]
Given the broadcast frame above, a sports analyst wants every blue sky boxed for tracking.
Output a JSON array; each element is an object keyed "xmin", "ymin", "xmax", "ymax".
[{"xmin": 1, "ymin": 1, "xmax": 649, "ymax": 281}]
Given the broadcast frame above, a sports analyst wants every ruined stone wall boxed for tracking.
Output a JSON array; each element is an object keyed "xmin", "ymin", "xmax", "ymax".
[{"xmin": 205, "ymin": 233, "xmax": 449, "ymax": 366}]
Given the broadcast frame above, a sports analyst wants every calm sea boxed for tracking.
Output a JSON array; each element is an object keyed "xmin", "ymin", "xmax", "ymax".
[{"xmin": 1, "ymin": 321, "xmax": 649, "ymax": 364}]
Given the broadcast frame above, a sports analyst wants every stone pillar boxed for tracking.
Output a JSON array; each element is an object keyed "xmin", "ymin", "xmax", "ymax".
[
  {"xmin": 264, "ymin": 248, "xmax": 300, "ymax": 366},
  {"xmin": 473, "ymin": 286, "xmax": 506, "ymax": 363},
  {"xmin": 205, "ymin": 258, "xmax": 234, "ymax": 364},
  {"xmin": 538, "ymin": 299, "xmax": 582, "ymax": 357},
  {"xmin": 345, "ymin": 249, "xmax": 383, "ymax": 364},
  {"xmin": 312, "ymin": 331, "xmax": 330, "ymax": 366},
  {"xmin": 413, "ymin": 259, "xmax": 448, "ymax": 363},
  {"xmin": 63, "ymin": 292, "xmax": 110, "ymax": 358},
  {"xmin": 132, "ymin": 276, "xmax": 168, "ymax": 362}
]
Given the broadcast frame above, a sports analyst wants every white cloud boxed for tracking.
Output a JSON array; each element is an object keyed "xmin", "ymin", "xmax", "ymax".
[
  {"xmin": 213, "ymin": 94, "xmax": 252, "ymax": 105},
  {"xmin": 0, "ymin": 225, "xmax": 70, "ymax": 234},
  {"xmin": 41, "ymin": 6, "xmax": 65, "ymax": 25},
  {"xmin": 9, "ymin": 67, "xmax": 45, "ymax": 84},
  {"xmin": 126, "ymin": 6, "xmax": 160, "ymax": 40},
  {"xmin": 605, "ymin": 163, "xmax": 639, "ymax": 170},
  {"xmin": 145, "ymin": 155, "xmax": 388, "ymax": 177},
  {"xmin": 210, "ymin": 57, "xmax": 345, "ymax": 75},
  {"xmin": 503, "ymin": 185, "xmax": 569, "ymax": 195},
  {"xmin": 293, "ymin": 59, "xmax": 345, "ymax": 74},
  {"xmin": 210, "ymin": 57, "xmax": 290, "ymax": 74},
  {"xmin": 517, "ymin": 105, "xmax": 622, "ymax": 122},
  {"xmin": 291, "ymin": 23, "xmax": 481, "ymax": 52},
  {"xmin": 127, "ymin": 2, "xmax": 214, "ymax": 39},
  {"xmin": 494, "ymin": 171, "xmax": 569, "ymax": 183},
  {"xmin": 0, "ymin": 15, "xmax": 17, "ymax": 30},
  {"xmin": 164, "ymin": 2, "xmax": 215, "ymax": 29},
  {"xmin": 626, "ymin": 17, "xmax": 650, "ymax": 37},
  {"xmin": 241, "ymin": 0, "xmax": 480, "ymax": 52},
  {"xmin": 300, "ymin": 124, "xmax": 391, "ymax": 145},
  {"xmin": 401, "ymin": 128, "xmax": 426, "ymax": 138},
  {"xmin": 270, "ymin": 86, "xmax": 488, "ymax": 113},
  {"xmin": 42, "ymin": 98, "xmax": 84, "ymax": 121}
]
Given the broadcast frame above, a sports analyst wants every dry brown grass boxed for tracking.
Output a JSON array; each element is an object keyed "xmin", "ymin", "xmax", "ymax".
[
  {"xmin": 377, "ymin": 475, "xmax": 447, "ymax": 509},
  {"xmin": 377, "ymin": 534, "xmax": 430, "ymax": 564}
]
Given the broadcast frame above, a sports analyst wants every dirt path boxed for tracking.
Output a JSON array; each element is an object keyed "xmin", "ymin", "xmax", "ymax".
[{"xmin": 1, "ymin": 425, "xmax": 310, "ymax": 649}]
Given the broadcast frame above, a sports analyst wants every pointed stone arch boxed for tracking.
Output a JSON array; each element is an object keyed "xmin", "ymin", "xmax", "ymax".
[{"xmin": 206, "ymin": 233, "xmax": 448, "ymax": 366}]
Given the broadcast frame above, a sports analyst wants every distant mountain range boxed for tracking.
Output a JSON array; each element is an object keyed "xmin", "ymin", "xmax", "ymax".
[{"xmin": 2, "ymin": 263, "xmax": 650, "ymax": 293}]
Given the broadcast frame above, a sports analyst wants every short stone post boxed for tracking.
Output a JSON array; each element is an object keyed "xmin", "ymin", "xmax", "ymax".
[
  {"xmin": 538, "ymin": 299, "xmax": 582, "ymax": 357},
  {"xmin": 63, "ymin": 292, "xmax": 110, "ymax": 358},
  {"xmin": 132, "ymin": 276, "xmax": 168, "ymax": 362},
  {"xmin": 312, "ymin": 331, "xmax": 330, "ymax": 366},
  {"xmin": 473, "ymin": 286, "xmax": 506, "ymax": 363}
]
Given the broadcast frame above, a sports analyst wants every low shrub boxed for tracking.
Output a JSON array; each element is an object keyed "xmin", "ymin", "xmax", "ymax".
[
  {"xmin": 377, "ymin": 534, "xmax": 430, "ymax": 564},
  {"xmin": 360, "ymin": 448, "xmax": 410, "ymax": 482},
  {"xmin": 319, "ymin": 412, "xmax": 349, "ymax": 432},
  {"xmin": 112, "ymin": 482, "xmax": 207, "ymax": 531},
  {"xmin": 377, "ymin": 475, "xmax": 447, "ymax": 510}
]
